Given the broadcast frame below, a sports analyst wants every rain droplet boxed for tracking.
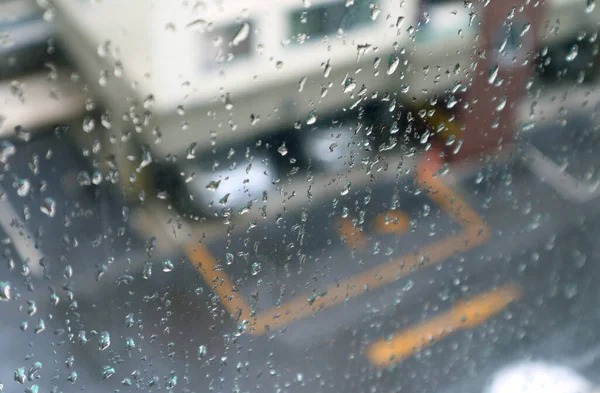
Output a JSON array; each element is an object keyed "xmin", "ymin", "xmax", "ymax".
[
  {"xmin": 341, "ymin": 182, "xmax": 351, "ymax": 196},
  {"xmin": 35, "ymin": 319, "xmax": 45, "ymax": 334},
  {"xmin": 234, "ymin": 320, "xmax": 249, "ymax": 336},
  {"xmin": 205, "ymin": 180, "xmax": 221, "ymax": 191},
  {"xmin": 40, "ymin": 198, "xmax": 56, "ymax": 217},
  {"xmin": 298, "ymin": 76, "xmax": 307, "ymax": 92},
  {"xmin": 277, "ymin": 143, "xmax": 288, "ymax": 156},
  {"xmin": 98, "ymin": 331, "xmax": 111, "ymax": 351},
  {"xmin": 323, "ymin": 60, "xmax": 332, "ymax": 78},
  {"xmin": 566, "ymin": 45, "xmax": 579, "ymax": 62},
  {"xmin": 0, "ymin": 282, "xmax": 11, "ymax": 301},
  {"xmin": 15, "ymin": 178, "xmax": 30, "ymax": 197},
  {"xmin": 0, "ymin": 140, "xmax": 16, "ymax": 166},
  {"xmin": 125, "ymin": 337, "xmax": 136, "ymax": 350},
  {"xmin": 307, "ymin": 110, "xmax": 317, "ymax": 125},
  {"xmin": 197, "ymin": 345, "xmax": 208, "ymax": 359},
  {"xmin": 488, "ymin": 64, "xmax": 499, "ymax": 84},
  {"xmin": 496, "ymin": 95, "xmax": 507, "ymax": 112},
  {"xmin": 101, "ymin": 366, "xmax": 115, "ymax": 380},
  {"xmin": 387, "ymin": 55, "xmax": 399, "ymax": 75},
  {"xmin": 232, "ymin": 23, "xmax": 250, "ymax": 46},
  {"xmin": 162, "ymin": 259, "xmax": 174, "ymax": 272},
  {"xmin": 77, "ymin": 330, "xmax": 88, "ymax": 345},
  {"xmin": 186, "ymin": 19, "xmax": 207, "ymax": 32},
  {"xmin": 27, "ymin": 300, "xmax": 37, "ymax": 316},
  {"xmin": 14, "ymin": 367, "xmax": 26, "ymax": 384},
  {"xmin": 586, "ymin": 0, "xmax": 596, "ymax": 13},
  {"xmin": 166, "ymin": 375, "xmax": 178, "ymax": 389},
  {"xmin": 67, "ymin": 371, "xmax": 78, "ymax": 383},
  {"xmin": 28, "ymin": 361, "xmax": 42, "ymax": 380},
  {"xmin": 251, "ymin": 262, "xmax": 262, "ymax": 276}
]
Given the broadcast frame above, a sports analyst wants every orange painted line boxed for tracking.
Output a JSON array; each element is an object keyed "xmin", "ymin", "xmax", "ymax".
[
  {"xmin": 422, "ymin": 106, "xmax": 463, "ymax": 141},
  {"xmin": 337, "ymin": 217, "xmax": 367, "ymax": 249},
  {"xmin": 365, "ymin": 283, "xmax": 522, "ymax": 367},
  {"xmin": 251, "ymin": 227, "xmax": 489, "ymax": 335},
  {"xmin": 190, "ymin": 153, "xmax": 491, "ymax": 336},
  {"xmin": 373, "ymin": 211, "xmax": 410, "ymax": 234},
  {"xmin": 185, "ymin": 242, "xmax": 252, "ymax": 322},
  {"xmin": 416, "ymin": 156, "xmax": 488, "ymax": 233}
]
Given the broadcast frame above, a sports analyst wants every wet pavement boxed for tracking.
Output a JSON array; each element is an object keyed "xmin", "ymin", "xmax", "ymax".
[{"xmin": 2, "ymin": 114, "xmax": 600, "ymax": 393}]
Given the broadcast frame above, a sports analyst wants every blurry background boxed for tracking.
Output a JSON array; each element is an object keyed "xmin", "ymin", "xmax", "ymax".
[{"xmin": 1, "ymin": 0, "xmax": 600, "ymax": 392}]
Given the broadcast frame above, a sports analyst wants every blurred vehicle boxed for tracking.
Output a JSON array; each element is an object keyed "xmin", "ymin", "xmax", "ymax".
[
  {"xmin": 46, "ymin": 0, "xmax": 600, "ymax": 215},
  {"xmin": 0, "ymin": 0, "xmax": 57, "ymax": 78}
]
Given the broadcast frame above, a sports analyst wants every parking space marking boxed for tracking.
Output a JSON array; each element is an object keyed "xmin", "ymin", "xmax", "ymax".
[
  {"xmin": 526, "ymin": 146, "xmax": 600, "ymax": 203},
  {"xmin": 185, "ymin": 242, "xmax": 252, "ymax": 322},
  {"xmin": 373, "ymin": 211, "xmax": 410, "ymax": 234},
  {"xmin": 337, "ymin": 218, "xmax": 367, "ymax": 249},
  {"xmin": 186, "ymin": 155, "xmax": 491, "ymax": 336},
  {"xmin": 365, "ymin": 283, "xmax": 522, "ymax": 367}
]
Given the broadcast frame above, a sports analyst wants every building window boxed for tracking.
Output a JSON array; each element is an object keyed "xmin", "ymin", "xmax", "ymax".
[
  {"xmin": 201, "ymin": 22, "xmax": 253, "ymax": 69},
  {"xmin": 289, "ymin": 0, "xmax": 373, "ymax": 43}
]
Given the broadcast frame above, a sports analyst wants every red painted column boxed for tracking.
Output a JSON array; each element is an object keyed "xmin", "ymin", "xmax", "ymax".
[{"xmin": 451, "ymin": 0, "xmax": 544, "ymax": 161}]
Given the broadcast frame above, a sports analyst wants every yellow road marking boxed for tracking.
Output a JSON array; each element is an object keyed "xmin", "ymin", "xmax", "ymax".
[
  {"xmin": 421, "ymin": 105, "xmax": 463, "ymax": 142},
  {"xmin": 365, "ymin": 283, "xmax": 522, "ymax": 367},
  {"xmin": 373, "ymin": 211, "xmax": 410, "ymax": 234},
  {"xmin": 337, "ymin": 217, "xmax": 367, "ymax": 249},
  {"xmin": 185, "ymin": 242, "xmax": 252, "ymax": 322},
  {"xmin": 186, "ymin": 155, "xmax": 491, "ymax": 335},
  {"xmin": 251, "ymin": 228, "xmax": 488, "ymax": 335}
]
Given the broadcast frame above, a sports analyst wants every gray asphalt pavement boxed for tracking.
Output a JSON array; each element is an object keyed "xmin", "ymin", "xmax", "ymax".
[{"xmin": 1, "ymin": 115, "xmax": 600, "ymax": 393}]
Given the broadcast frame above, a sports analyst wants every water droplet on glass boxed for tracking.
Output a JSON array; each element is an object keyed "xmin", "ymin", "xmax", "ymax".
[
  {"xmin": 35, "ymin": 319, "xmax": 45, "ymax": 334},
  {"xmin": 166, "ymin": 375, "xmax": 178, "ymax": 389},
  {"xmin": 101, "ymin": 366, "xmax": 115, "ymax": 380},
  {"xmin": 586, "ymin": 0, "xmax": 596, "ymax": 13},
  {"xmin": 28, "ymin": 361, "xmax": 42, "ymax": 380},
  {"xmin": 341, "ymin": 182, "xmax": 351, "ymax": 196},
  {"xmin": 387, "ymin": 55, "xmax": 399, "ymax": 75},
  {"xmin": 125, "ymin": 337, "xmax": 136, "ymax": 350},
  {"xmin": 27, "ymin": 300, "xmax": 37, "ymax": 316},
  {"xmin": 205, "ymin": 180, "xmax": 221, "ymax": 191},
  {"xmin": 444, "ymin": 96, "xmax": 457, "ymax": 111},
  {"xmin": 0, "ymin": 140, "xmax": 16, "ymax": 166},
  {"xmin": 176, "ymin": 105, "xmax": 185, "ymax": 116},
  {"xmin": 98, "ymin": 331, "xmax": 111, "ymax": 351},
  {"xmin": 40, "ymin": 198, "xmax": 56, "ymax": 217},
  {"xmin": 370, "ymin": 6, "xmax": 381, "ymax": 20},
  {"xmin": 232, "ymin": 23, "xmax": 250, "ymax": 46},
  {"xmin": 77, "ymin": 330, "xmax": 88, "ymax": 346},
  {"xmin": 14, "ymin": 367, "xmax": 26, "ymax": 384},
  {"xmin": 496, "ymin": 95, "xmax": 507, "ymax": 112},
  {"xmin": 277, "ymin": 143, "xmax": 288, "ymax": 156},
  {"xmin": 67, "ymin": 371, "xmax": 78, "ymax": 383},
  {"xmin": 565, "ymin": 45, "xmax": 579, "ymax": 62},
  {"xmin": 197, "ymin": 345, "xmax": 208, "ymax": 359},
  {"xmin": 251, "ymin": 262, "xmax": 262, "ymax": 276},
  {"xmin": 488, "ymin": 64, "xmax": 499, "ymax": 84},
  {"xmin": 15, "ymin": 178, "xmax": 30, "ymax": 197},
  {"xmin": 234, "ymin": 320, "xmax": 249, "ymax": 336},
  {"xmin": 0, "ymin": 282, "xmax": 11, "ymax": 301},
  {"xmin": 162, "ymin": 259, "xmax": 174, "ymax": 272},
  {"xmin": 186, "ymin": 19, "xmax": 207, "ymax": 32},
  {"xmin": 307, "ymin": 110, "xmax": 317, "ymax": 125}
]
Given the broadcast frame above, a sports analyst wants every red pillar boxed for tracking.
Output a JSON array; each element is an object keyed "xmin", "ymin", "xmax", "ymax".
[{"xmin": 451, "ymin": 0, "xmax": 544, "ymax": 161}]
